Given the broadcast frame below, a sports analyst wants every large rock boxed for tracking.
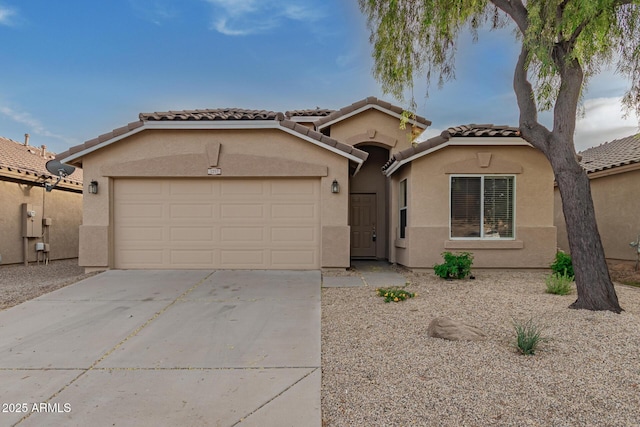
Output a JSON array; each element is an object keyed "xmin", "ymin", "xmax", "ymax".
[{"xmin": 427, "ymin": 317, "xmax": 487, "ymax": 341}]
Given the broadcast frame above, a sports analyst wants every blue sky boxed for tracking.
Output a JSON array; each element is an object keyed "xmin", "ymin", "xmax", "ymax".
[{"xmin": 0, "ymin": 0, "xmax": 637, "ymax": 155}]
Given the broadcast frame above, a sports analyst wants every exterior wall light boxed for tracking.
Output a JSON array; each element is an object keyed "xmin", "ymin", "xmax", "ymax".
[
  {"xmin": 88, "ymin": 180, "xmax": 99, "ymax": 194},
  {"xmin": 331, "ymin": 179, "xmax": 340, "ymax": 194}
]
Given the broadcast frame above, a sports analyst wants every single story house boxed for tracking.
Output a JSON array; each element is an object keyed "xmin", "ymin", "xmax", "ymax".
[
  {"xmin": 555, "ymin": 133, "xmax": 640, "ymax": 261},
  {"xmin": 57, "ymin": 97, "xmax": 556, "ymax": 272},
  {"xmin": 0, "ymin": 134, "xmax": 83, "ymax": 265}
]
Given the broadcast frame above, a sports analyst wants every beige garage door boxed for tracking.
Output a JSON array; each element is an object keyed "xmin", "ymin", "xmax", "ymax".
[{"xmin": 114, "ymin": 178, "xmax": 320, "ymax": 269}]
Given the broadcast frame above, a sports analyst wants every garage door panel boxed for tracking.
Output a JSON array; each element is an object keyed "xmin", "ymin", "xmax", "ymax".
[
  {"xmin": 119, "ymin": 203, "xmax": 164, "ymax": 219},
  {"xmin": 119, "ymin": 226, "xmax": 164, "ymax": 242},
  {"xmin": 114, "ymin": 178, "xmax": 319, "ymax": 269},
  {"xmin": 271, "ymin": 227, "xmax": 315, "ymax": 242},
  {"xmin": 271, "ymin": 250, "xmax": 316, "ymax": 267},
  {"xmin": 170, "ymin": 227, "xmax": 214, "ymax": 242},
  {"xmin": 221, "ymin": 181, "xmax": 264, "ymax": 195},
  {"xmin": 170, "ymin": 250, "xmax": 215, "ymax": 265},
  {"xmin": 221, "ymin": 227, "xmax": 264, "ymax": 242},
  {"xmin": 272, "ymin": 204, "xmax": 316, "ymax": 219},
  {"xmin": 117, "ymin": 250, "xmax": 164, "ymax": 266}
]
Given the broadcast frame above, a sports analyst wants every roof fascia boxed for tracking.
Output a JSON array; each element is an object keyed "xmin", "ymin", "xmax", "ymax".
[
  {"xmin": 317, "ymin": 104, "xmax": 428, "ymax": 131},
  {"xmin": 586, "ymin": 161, "xmax": 640, "ymax": 179},
  {"xmin": 61, "ymin": 120, "xmax": 365, "ymax": 166},
  {"xmin": 384, "ymin": 137, "xmax": 531, "ymax": 177}
]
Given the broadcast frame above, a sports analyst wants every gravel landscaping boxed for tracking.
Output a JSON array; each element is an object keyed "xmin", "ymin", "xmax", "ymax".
[
  {"xmin": 322, "ymin": 270, "xmax": 640, "ymax": 427},
  {"xmin": 0, "ymin": 259, "xmax": 95, "ymax": 310},
  {"xmin": 3, "ymin": 261, "xmax": 639, "ymax": 426}
]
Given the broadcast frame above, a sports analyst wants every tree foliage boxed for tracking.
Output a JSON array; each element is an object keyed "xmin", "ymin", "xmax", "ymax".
[{"xmin": 360, "ymin": 0, "xmax": 640, "ymax": 117}]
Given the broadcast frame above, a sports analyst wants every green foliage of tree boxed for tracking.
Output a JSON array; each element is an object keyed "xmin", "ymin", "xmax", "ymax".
[{"xmin": 359, "ymin": 0, "xmax": 639, "ymax": 312}]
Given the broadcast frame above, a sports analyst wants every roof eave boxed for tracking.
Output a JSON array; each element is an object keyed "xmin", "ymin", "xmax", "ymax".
[
  {"xmin": 317, "ymin": 104, "xmax": 431, "ymax": 131},
  {"xmin": 384, "ymin": 136, "xmax": 532, "ymax": 177},
  {"xmin": 60, "ymin": 120, "xmax": 368, "ymax": 167}
]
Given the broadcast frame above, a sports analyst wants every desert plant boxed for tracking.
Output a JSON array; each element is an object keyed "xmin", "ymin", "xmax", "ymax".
[
  {"xmin": 513, "ymin": 318, "xmax": 546, "ymax": 355},
  {"xmin": 433, "ymin": 252, "xmax": 473, "ymax": 279},
  {"xmin": 550, "ymin": 251, "xmax": 574, "ymax": 279},
  {"xmin": 376, "ymin": 287, "xmax": 416, "ymax": 303},
  {"xmin": 545, "ymin": 270, "xmax": 574, "ymax": 295}
]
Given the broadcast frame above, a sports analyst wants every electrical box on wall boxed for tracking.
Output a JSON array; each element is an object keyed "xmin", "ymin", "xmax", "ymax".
[{"xmin": 21, "ymin": 203, "xmax": 43, "ymax": 238}]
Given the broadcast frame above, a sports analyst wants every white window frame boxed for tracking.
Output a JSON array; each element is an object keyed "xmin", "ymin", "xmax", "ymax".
[
  {"xmin": 449, "ymin": 174, "xmax": 516, "ymax": 240},
  {"xmin": 399, "ymin": 179, "xmax": 407, "ymax": 239}
]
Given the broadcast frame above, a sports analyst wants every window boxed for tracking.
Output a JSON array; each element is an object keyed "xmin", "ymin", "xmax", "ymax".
[
  {"xmin": 399, "ymin": 179, "xmax": 407, "ymax": 238},
  {"xmin": 450, "ymin": 176, "xmax": 514, "ymax": 239}
]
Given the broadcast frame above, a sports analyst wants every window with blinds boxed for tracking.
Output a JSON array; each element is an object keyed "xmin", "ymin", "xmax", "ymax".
[
  {"xmin": 450, "ymin": 176, "xmax": 514, "ymax": 239},
  {"xmin": 399, "ymin": 179, "xmax": 407, "ymax": 238}
]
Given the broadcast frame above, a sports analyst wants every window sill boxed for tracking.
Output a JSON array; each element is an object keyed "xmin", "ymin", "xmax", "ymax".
[
  {"xmin": 444, "ymin": 240, "xmax": 524, "ymax": 250},
  {"xmin": 395, "ymin": 239, "xmax": 407, "ymax": 248}
]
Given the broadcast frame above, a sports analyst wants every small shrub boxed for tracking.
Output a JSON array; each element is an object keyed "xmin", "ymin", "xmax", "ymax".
[
  {"xmin": 545, "ymin": 270, "xmax": 574, "ymax": 295},
  {"xmin": 513, "ymin": 318, "xmax": 546, "ymax": 355},
  {"xmin": 433, "ymin": 252, "xmax": 474, "ymax": 279},
  {"xmin": 551, "ymin": 251, "xmax": 574, "ymax": 278},
  {"xmin": 376, "ymin": 287, "xmax": 416, "ymax": 303}
]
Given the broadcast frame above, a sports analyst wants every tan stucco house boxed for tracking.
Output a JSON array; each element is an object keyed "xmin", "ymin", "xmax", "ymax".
[
  {"xmin": 57, "ymin": 97, "xmax": 556, "ymax": 272},
  {"xmin": 0, "ymin": 135, "xmax": 83, "ymax": 265},
  {"xmin": 555, "ymin": 133, "xmax": 640, "ymax": 262}
]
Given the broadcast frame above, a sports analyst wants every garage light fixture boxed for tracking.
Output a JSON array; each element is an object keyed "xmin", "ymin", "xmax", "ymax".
[
  {"xmin": 88, "ymin": 180, "xmax": 99, "ymax": 194},
  {"xmin": 331, "ymin": 179, "xmax": 340, "ymax": 194}
]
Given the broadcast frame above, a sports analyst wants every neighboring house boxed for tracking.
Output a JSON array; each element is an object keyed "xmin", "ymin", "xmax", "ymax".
[
  {"xmin": 555, "ymin": 133, "xmax": 640, "ymax": 261},
  {"xmin": 0, "ymin": 135, "xmax": 83, "ymax": 265},
  {"xmin": 382, "ymin": 125, "xmax": 556, "ymax": 269},
  {"xmin": 57, "ymin": 97, "xmax": 556, "ymax": 271}
]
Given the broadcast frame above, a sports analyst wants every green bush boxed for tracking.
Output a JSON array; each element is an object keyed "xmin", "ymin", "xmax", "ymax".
[
  {"xmin": 434, "ymin": 252, "xmax": 473, "ymax": 279},
  {"xmin": 513, "ymin": 318, "xmax": 546, "ymax": 355},
  {"xmin": 376, "ymin": 287, "xmax": 416, "ymax": 303},
  {"xmin": 545, "ymin": 270, "xmax": 574, "ymax": 295},
  {"xmin": 550, "ymin": 251, "xmax": 574, "ymax": 278}
]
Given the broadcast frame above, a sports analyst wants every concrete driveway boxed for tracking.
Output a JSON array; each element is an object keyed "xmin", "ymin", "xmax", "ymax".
[{"xmin": 0, "ymin": 270, "xmax": 320, "ymax": 427}]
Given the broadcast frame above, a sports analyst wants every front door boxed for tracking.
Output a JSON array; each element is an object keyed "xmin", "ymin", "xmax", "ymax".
[{"xmin": 350, "ymin": 194, "xmax": 377, "ymax": 258}]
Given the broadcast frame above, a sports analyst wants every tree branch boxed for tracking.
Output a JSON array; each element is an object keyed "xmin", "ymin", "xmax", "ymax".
[
  {"xmin": 513, "ymin": 45, "xmax": 552, "ymax": 153},
  {"xmin": 490, "ymin": 0, "xmax": 528, "ymax": 35}
]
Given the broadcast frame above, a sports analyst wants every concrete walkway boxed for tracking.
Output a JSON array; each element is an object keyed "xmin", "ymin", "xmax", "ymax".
[
  {"xmin": 0, "ymin": 270, "xmax": 320, "ymax": 427},
  {"xmin": 322, "ymin": 260, "xmax": 408, "ymax": 288}
]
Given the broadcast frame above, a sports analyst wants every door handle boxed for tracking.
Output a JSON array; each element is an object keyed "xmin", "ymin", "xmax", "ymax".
[{"xmin": 372, "ymin": 227, "xmax": 377, "ymax": 242}]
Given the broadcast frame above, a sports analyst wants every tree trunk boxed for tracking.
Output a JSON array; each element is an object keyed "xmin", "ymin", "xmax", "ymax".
[{"xmin": 553, "ymin": 152, "xmax": 623, "ymax": 313}]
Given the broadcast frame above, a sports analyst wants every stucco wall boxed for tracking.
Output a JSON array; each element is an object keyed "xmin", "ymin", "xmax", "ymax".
[
  {"xmin": 78, "ymin": 128, "xmax": 351, "ymax": 270},
  {"xmin": 0, "ymin": 179, "xmax": 82, "ymax": 265},
  {"xmin": 327, "ymin": 109, "xmax": 418, "ymax": 155},
  {"xmin": 389, "ymin": 145, "xmax": 556, "ymax": 269},
  {"xmin": 555, "ymin": 167, "xmax": 640, "ymax": 261}
]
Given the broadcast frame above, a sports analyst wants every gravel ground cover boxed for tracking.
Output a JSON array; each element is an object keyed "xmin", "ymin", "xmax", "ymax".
[
  {"xmin": 322, "ymin": 270, "xmax": 640, "ymax": 427},
  {"xmin": 0, "ymin": 259, "xmax": 95, "ymax": 310}
]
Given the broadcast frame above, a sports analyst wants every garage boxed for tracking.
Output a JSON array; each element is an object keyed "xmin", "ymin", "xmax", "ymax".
[{"xmin": 114, "ymin": 178, "xmax": 320, "ymax": 269}]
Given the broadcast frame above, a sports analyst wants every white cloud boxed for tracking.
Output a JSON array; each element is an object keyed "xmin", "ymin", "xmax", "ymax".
[
  {"xmin": 0, "ymin": 106, "xmax": 70, "ymax": 143},
  {"xmin": 203, "ymin": 0, "xmax": 321, "ymax": 36},
  {"xmin": 0, "ymin": 5, "xmax": 16, "ymax": 26},
  {"xmin": 574, "ymin": 97, "xmax": 639, "ymax": 151},
  {"xmin": 128, "ymin": 0, "xmax": 177, "ymax": 25}
]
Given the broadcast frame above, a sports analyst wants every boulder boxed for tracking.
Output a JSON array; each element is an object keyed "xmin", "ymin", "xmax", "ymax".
[{"xmin": 427, "ymin": 316, "xmax": 486, "ymax": 341}]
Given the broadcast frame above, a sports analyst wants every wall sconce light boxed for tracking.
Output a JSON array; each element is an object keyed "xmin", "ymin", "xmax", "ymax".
[
  {"xmin": 331, "ymin": 179, "xmax": 340, "ymax": 194},
  {"xmin": 88, "ymin": 180, "xmax": 99, "ymax": 194}
]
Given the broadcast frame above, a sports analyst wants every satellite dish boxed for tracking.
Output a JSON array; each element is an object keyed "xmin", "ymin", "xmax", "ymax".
[{"xmin": 45, "ymin": 159, "xmax": 75, "ymax": 178}]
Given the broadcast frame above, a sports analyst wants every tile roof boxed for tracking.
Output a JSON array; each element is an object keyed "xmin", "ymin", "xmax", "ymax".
[
  {"xmin": 58, "ymin": 107, "xmax": 369, "ymax": 164},
  {"xmin": 284, "ymin": 108, "xmax": 335, "ymax": 119},
  {"xmin": 0, "ymin": 136, "xmax": 83, "ymax": 186},
  {"xmin": 579, "ymin": 133, "xmax": 640, "ymax": 173},
  {"xmin": 382, "ymin": 124, "xmax": 522, "ymax": 172},
  {"xmin": 314, "ymin": 96, "xmax": 432, "ymax": 129},
  {"xmin": 141, "ymin": 108, "xmax": 284, "ymax": 121}
]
